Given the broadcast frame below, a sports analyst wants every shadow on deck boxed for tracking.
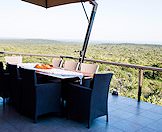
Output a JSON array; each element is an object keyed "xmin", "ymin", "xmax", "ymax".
[{"xmin": 0, "ymin": 95, "xmax": 162, "ymax": 132}]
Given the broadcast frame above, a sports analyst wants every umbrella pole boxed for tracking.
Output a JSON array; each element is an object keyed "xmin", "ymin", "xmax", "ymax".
[{"xmin": 79, "ymin": 1, "xmax": 98, "ymax": 64}]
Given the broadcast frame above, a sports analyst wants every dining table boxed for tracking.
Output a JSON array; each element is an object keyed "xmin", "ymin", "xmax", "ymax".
[{"xmin": 17, "ymin": 63, "xmax": 84, "ymax": 84}]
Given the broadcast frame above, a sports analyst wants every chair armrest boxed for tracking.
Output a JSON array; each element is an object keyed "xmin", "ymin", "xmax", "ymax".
[
  {"xmin": 17, "ymin": 77, "xmax": 22, "ymax": 80},
  {"xmin": 4, "ymin": 72, "xmax": 10, "ymax": 76},
  {"xmin": 83, "ymin": 76, "xmax": 92, "ymax": 79},
  {"xmin": 3, "ymin": 72, "xmax": 10, "ymax": 80},
  {"xmin": 69, "ymin": 83, "xmax": 92, "ymax": 91},
  {"xmin": 36, "ymin": 82, "xmax": 61, "ymax": 89}
]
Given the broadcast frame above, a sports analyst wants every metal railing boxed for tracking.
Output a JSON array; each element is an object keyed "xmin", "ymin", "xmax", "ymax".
[{"xmin": 1, "ymin": 51, "xmax": 162, "ymax": 102}]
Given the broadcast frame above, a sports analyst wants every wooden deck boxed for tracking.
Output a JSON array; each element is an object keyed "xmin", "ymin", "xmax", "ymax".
[{"xmin": 0, "ymin": 94, "xmax": 162, "ymax": 132}]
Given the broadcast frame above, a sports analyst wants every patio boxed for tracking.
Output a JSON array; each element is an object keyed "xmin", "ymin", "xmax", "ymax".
[{"xmin": 0, "ymin": 94, "xmax": 162, "ymax": 132}]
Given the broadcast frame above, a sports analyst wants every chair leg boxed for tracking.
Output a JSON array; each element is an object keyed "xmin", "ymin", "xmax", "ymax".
[
  {"xmin": 88, "ymin": 120, "xmax": 91, "ymax": 129},
  {"xmin": 3, "ymin": 98, "xmax": 6, "ymax": 107},
  {"xmin": 66, "ymin": 103, "xmax": 70, "ymax": 120},
  {"xmin": 34, "ymin": 116, "xmax": 37, "ymax": 123},
  {"xmin": 87, "ymin": 122, "xmax": 90, "ymax": 129},
  {"xmin": 62, "ymin": 100, "xmax": 66, "ymax": 117},
  {"xmin": 106, "ymin": 114, "xmax": 108, "ymax": 122}
]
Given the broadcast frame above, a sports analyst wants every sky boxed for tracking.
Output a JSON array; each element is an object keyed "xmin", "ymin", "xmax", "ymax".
[{"xmin": 0, "ymin": 0, "xmax": 162, "ymax": 44}]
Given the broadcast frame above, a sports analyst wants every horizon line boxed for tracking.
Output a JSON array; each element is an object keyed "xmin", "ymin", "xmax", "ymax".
[{"xmin": 0, "ymin": 37, "xmax": 162, "ymax": 45}]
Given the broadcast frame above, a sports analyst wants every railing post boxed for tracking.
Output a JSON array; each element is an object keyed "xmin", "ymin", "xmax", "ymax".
[{"xmin": 138, "ymin": 69, "xmax": 143, "ymax": 102}]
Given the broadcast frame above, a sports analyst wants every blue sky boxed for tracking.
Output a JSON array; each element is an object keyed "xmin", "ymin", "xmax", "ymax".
[{"xmin": 0, "ymin": 0, "xmax": 162, "ymax": 44}]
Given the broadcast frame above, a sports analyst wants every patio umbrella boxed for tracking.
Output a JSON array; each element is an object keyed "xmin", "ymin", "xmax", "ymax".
[
  {"xmin": 22, "ymin": 0, "xmax": 89, "ymax": 8},
  {"xmin": 21, "ymin": 0, "xmax": 98, "ymax": 63}
]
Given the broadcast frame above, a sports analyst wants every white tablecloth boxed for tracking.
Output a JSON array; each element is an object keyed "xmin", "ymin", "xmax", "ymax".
[{"xmin": 18, "ymin": 63, "xmax": 83, "ymax": 81}]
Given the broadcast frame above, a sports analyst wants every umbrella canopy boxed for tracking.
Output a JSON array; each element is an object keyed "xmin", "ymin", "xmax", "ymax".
[{"xmin": 22, "ymin": 0, "xmax": 90, "ymax": 8}]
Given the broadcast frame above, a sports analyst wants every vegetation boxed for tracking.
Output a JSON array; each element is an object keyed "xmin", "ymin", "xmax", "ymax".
[{"xmin": 0, "ymin": 39, "xmax": 161, "ymax": 105}]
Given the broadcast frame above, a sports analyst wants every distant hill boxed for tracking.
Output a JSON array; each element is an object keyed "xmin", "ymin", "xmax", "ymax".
[
  {"xmin": 0, "ymin": 39, "xmax": 65, "ymax": 45},
  {"xmin": 0, "ymin": 39, "xmax": 161, "ymax": 46},
  {"xmin": 0, "ymin": 39, "xmax": 84, "ymax": 45}
]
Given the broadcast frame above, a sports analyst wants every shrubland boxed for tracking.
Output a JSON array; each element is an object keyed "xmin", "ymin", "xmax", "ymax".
[{"xmin": 0, "ymin": 40, "xmax": 161, "ymax": 105}]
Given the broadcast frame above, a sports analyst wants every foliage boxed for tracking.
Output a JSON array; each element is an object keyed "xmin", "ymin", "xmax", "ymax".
[{"xmin": 0, "ymin": 40, "xmax": 162, "ymax": 106}]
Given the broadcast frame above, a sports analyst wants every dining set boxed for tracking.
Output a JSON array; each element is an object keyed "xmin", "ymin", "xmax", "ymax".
[{"xmin": 0, "ymin": 56, "xmax": 113, "ymax": 128}]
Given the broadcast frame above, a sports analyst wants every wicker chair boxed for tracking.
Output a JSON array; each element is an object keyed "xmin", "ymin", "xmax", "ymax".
[
  {"xmin": 63, "ymin": 60, "xmax": 78, "ymax": 71},
  {"xmin": 6, "ymin": 63, "xmax": 21, "ymax": 111},
  {"xmin": 52, "ymin": 58, "xmax": 63, "ymax": 68},
  {"xmin": 79, "ymin": 63, "xmax": 99, "ymax": 87},
  {"xmin": 79, "ymin": 63, "xmax": 99, "ymax": 74},
  {"xmin": 4, "ymin": 56, "xmax": 22, "ymax": 65},
  {"xmin": 0, "ymin": 62, "xmax": 10, "ymax": 106},
  {"xmin": 66, "ymin": 73, "xmax": 113, "ymax": 128},
  {"xmin": 20, "ymin": 68, "xmax": 62, "ymax": 122}
]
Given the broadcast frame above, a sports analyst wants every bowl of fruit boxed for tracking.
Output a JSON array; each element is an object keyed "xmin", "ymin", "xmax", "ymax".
[{"xmin": 34, "ymin": 64, "xmax": 53, "ymax": 69}]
